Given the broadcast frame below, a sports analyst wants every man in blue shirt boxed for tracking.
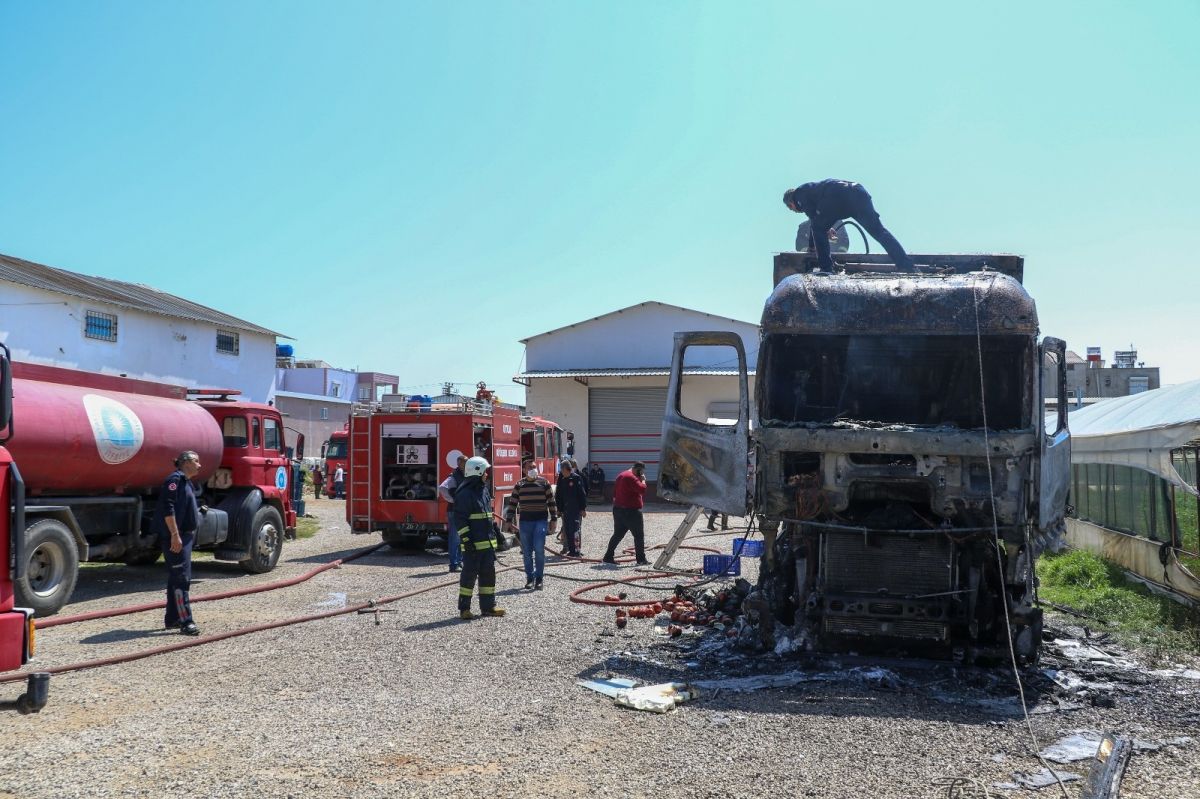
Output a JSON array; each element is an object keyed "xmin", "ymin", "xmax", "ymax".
[{"xmin": 153, "ymin": 450, "xmax": 203, "ymax": 635}]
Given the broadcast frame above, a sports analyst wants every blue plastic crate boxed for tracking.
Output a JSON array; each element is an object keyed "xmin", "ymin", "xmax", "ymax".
[
  {"xmin": 703, "ymin": 554, "xmax": 741, "ymax": 576},
  {"xmin": 732, "ymin": 538, "xmax": 764, "ymax": 557}
]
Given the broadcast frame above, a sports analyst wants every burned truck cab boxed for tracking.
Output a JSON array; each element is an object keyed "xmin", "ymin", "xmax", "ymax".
[{"xmin": 660, "ymin": 253, "xmax": 1071, "ymax": 663}]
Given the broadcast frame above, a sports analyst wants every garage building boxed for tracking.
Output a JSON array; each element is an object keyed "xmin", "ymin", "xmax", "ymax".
[{"xmin": 515, "ymin": 301, "xmax": 757, "ymax": 497}]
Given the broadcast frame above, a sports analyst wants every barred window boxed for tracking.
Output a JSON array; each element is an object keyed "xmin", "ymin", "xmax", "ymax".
[
  {"xmin": 320, "ymin": 407, "xmax": 329, "ymax": 420},
  {"xmin": 216, "ymin": 329, "xmax": 240, "ymax": 355},
  {"xmin": 84, "ymin": 310, "xmax": 118, "ymax": 342}
]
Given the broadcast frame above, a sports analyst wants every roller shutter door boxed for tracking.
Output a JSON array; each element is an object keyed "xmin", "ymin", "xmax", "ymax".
[{"xmin": 588, "ymin": 387, "xmax": 668, "ymax": 481}]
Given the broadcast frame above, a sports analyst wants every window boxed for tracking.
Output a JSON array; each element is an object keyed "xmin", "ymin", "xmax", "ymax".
[
  {"xmin": 328, "ymin": 381, "xmax": 341, "ymax": 398},
  {"xmin": 358, "ymin": 385, "xmax": 372, "ymax": 401},
  {"xmin": 320, "ymin": 407, "xmax": 329, "ymax": 420},
  {"xmin": 84, "ymin": 310, "xmax": 118, "ymax": 342},
  {"xmin": 216, "ymin": 329, "xmax": 240, "ymax": 355},
  {"xmin": 222, "ymin": 417, "xmax": 248, "ymax": 448},
  {"xmin": 535, "ymin": 428, "xmax": 546, "ymax": 458},
  {"xmin": 263, "ymin": 417, "xmax": 280, "ymax": 452},
  {"xmin": 252, "ymin": 416, "xmax": 260, "ymax": 448}
]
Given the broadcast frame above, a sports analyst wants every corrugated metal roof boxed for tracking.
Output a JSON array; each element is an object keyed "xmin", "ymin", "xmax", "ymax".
[
  {"xmin": 273, "ymin": 390, "xmax": 353, "ymax": 403},
  {"xmin": 0, "ymin": 251, "xmax": 288, "ymax": 338},
  {"xmin": 516, "ymin": 367, "xmax": 756, "ymax": 379}
]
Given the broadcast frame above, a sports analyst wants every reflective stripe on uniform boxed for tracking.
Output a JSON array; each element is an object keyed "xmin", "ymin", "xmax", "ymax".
[
  {"xmin": 480, "ymin": 586, "xmax": 495, "ymax": 595},
  {"xmin": 458, "ymin": 526, "xmax": 470, "ymax": 535},
  {"xmin": 468, "ymin": 512, "xmax": 491, "ymax": 520},
  {"xmin": 459, "ymin": 587, "xmax": 474, "ymax": 597},
  {"xmin": 473, "ymin": 539, "xmax": 494, "ymax": 550}
]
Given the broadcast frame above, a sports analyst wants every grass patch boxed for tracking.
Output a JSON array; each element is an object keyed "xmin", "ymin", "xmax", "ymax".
[
  {"xmin": 1039, "ymin": 549, "xmax": 1200, "ymax": 658},
  {"xmin": 295, "ymin": 516, "xmax": 320, "ymax": 539}
]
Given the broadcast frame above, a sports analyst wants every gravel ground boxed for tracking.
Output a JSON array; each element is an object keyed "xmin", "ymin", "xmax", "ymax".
[{"xmin": 2, "ymin": 499, "xmax": 1198, "ymax": 799}]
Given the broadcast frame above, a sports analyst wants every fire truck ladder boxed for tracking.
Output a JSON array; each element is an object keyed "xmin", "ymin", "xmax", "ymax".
[{"xmin": 350, "ymin": 417, "xmax": 372, "ymax": 529}]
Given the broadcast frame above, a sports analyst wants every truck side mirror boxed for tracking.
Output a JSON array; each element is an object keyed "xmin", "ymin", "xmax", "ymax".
[{"xmin": 295, "ymin": 433, "xmax": 305, "ymax": 460}]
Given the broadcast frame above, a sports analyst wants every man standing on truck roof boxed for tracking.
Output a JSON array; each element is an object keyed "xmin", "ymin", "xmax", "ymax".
[
  {"xmin": 153, "ymin": 451, "xmax": 203, "ymax": 636},
  {"xmin": 504, "ymin": 458, "xmax": 558, "ymax": 590},
  {"xmin": 783, "ymin": 179, "xmax": 914, "ymax": 272},
  {"xmin": 437, "ymin": 455, "xmax": 467, "ymax": 573},
  {"xmin": 454, "ymin": 456, "xmax": 506, "ymax": 619},
  {"xmin": 602, "ymin": 461, "xmax": 649, "ymax": 566}
]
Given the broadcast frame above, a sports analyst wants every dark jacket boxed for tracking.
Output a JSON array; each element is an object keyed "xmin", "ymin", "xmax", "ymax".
[
  {"xmin": 453, "ymin": 476, "xmax": 495, "ymax": 550},
  {"xmin": 791, "ymin": 179, "xmax": 866, "ymax": 222},
  {"xmin": 555, "ymin": 472, "xmax": 588, "ymax": 516},
  {"xmin": 152, "ymin": 469, "xmax": 199, "ymax": 537}
]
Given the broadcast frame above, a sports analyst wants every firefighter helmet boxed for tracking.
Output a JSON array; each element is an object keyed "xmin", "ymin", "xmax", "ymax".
[{"xmin": 465, "ymin": 456, "xmax": 490, "ymax": 478}]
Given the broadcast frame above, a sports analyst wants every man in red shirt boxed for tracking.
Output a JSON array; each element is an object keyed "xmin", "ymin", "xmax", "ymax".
[{"xmin": 602, "ymin": 461, "xmax": 648, "ymax": 565}]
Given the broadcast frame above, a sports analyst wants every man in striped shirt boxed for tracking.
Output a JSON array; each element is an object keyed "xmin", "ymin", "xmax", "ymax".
[{"xmin": 504, "ymin": 458, "xmax": 558, "ymax": 590}]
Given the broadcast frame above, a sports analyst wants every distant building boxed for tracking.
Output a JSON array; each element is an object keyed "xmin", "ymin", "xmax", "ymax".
[
  {"xmin": 0, "ymin": 251, "xmax": 284, "ymax": 402},
  {"xmin": 1059, "ymin": 346, "xmax": 1161, "ymax": 408},
  {"xmin": 273, "ymin": 361, "xmax": 397, "ymax": 454}
]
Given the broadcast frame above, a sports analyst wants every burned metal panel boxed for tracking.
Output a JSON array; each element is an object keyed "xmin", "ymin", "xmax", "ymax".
[
  {"xmin": 754, "ymin": 426, "xmax": 1036, "ymax": 532},
  {"xmin": 761, "ymin": 272, "xmax": 1038, "ymax": 336},
  {"xmin": 1038, "ymin": 337, "xmax": 1072, "ymax": 542},
  {"xmin": 658, "ymin": 332, "xmax": 749, "ymax": 515},
  {"xmin": 773, "ymin": 251, "xmax": 1025, "ymax": 285}
]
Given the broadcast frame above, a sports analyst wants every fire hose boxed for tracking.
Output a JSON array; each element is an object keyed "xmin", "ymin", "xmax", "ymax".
[{"xmin": 38, "ymin": 542, "xmax": 387, "ymax": 629}]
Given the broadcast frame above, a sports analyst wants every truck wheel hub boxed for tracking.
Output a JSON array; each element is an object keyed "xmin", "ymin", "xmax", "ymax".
[{"xmin": 28, "ymin": 541, "xmax": 67, "ymax": 596}]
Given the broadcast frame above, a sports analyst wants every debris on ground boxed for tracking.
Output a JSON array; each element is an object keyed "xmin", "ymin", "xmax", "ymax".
[
  {"xmin": 577, "ymin": 677, "xmax": 698, "ymax": 713},
  {"xmin": 995, "ymin": 766, "xmax": 1083, "ymax": 790}
]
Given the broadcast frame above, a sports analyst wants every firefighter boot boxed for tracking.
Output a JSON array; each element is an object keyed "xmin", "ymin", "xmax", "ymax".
[{"xmin": 482, "ymin": 607, "xmax": 506, "ymax": 617}]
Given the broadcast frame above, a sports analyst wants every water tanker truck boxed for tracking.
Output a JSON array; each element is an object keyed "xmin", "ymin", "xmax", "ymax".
[
  {"xmin": 4, "ymin": 358, "xmax": 302, "ymax": 616},
  {"xmin": 658, "ymin": 252, "xmax": 1071, "ymax": 664}
]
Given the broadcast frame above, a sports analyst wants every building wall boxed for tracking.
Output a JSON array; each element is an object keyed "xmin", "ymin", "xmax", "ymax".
[
  {"xmin": 272, "ymin": 394, "xmax": 352, "ymax": 456},
  {"xmin": 524, "ymin": 304, "xmax": 760, "ymax": 371},
  {"xmin": 276, "ymin": 366, "xmax": 358, "ymax": 400},
  {"xmin": 0, "ymin": 282, "xmax": 277, "ymax": 401},
  {"xmin": 525, "ymin": 373, "xmax": 756, "ymax": 469},
  {"xmin": 1066, "ymin": 364, "xmax": 1161, "ymax": 400}
]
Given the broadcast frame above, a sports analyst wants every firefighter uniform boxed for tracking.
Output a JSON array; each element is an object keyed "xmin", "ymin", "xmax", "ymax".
[
  {"xmin": 152, "ymin": 468, "xmax": 199, "ymax": 629},
  {"xmin": 453, "ymin": 474, "xmax": 502, "ymax": 617}
]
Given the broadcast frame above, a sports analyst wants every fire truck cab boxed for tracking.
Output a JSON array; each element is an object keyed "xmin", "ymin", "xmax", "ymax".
[{"xmin": 346, "ymin": 395, "xmax": 562, "ymax": 549}]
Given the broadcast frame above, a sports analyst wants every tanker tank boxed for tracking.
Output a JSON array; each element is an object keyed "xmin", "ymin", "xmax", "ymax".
[{"xmin": 7, "ymin": 377, "xmax": 223, "ymax": 495}]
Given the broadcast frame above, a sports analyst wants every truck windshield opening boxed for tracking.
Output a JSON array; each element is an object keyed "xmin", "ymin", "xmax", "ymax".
[
  {"xmin": 760, "ymin": 334, "xmax": 1030, "ymax": 429},
  {"xmin": 324, "ymin": 439, "xmax": 347, "ymax": 459}
]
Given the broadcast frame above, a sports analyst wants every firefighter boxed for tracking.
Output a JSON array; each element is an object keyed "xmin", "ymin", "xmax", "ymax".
[
  {"xmin": 454, "ymin": 456, "xmax": 506, "ymax": 619},
  {"xmin": 555, "ymin": 459, "xmax": 588, "ymax": 557},
  {"xmin": 153, "ymin": 450, "xmax": 203, "ymax": 635},
  {"xmin": 783, "ymin": 179, "xmax": 914, "ymax": 272}
]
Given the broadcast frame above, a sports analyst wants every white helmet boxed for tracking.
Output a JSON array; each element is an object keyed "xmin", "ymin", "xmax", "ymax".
[{"xmin": 465, "ymin": 456, "xmax": 490, "ymax": 478}]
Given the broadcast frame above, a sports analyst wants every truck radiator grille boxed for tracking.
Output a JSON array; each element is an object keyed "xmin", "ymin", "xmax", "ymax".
[
  {"xmin": 823, "ymin": 616, "xmax": 948, "ymax": 641},
  {"xmin": 821, "ymin": 533, "xmax": 953, "ymax": 596}
]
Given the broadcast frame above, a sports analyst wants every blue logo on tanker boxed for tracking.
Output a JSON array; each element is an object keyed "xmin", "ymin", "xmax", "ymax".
[
  {"xmin": 275, "ymin": 466, "xmax": 288, "ymax": 490},
  {"xmin": 82, "ymin": 394, "xmax": 146, "ymax": 465}
]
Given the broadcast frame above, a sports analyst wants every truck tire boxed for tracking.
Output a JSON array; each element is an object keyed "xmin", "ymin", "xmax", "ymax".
[
  {"xmin": 15, "ymin": 519, "xmax": 80, "ymax": 617},
  {"xmin": 240, "ymin": 505, "xmax": 283, "ymax": 574}
]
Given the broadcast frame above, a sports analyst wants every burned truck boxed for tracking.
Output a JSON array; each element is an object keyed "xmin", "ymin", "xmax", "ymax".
[{"xmin": 659, "ymin": 253, "xmax": 1071, "ymax": 663}]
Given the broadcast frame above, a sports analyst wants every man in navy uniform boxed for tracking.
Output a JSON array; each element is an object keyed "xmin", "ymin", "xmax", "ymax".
[
  {"xmin": 453, "ymin": 456, "xmax": 506, "ymax": 619},
  {"xmin": 154, "ymin": 450, "xmax": 203, "ymax": 635},
  {"xmin": 783, "ymin": 179, "xmax": 914, "ymax": 272}
]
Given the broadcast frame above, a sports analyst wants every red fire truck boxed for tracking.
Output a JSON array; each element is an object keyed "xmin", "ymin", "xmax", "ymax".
[
  {"xmin": 4, "ymin": 360, "xmax": 301, "ymax": 617},
  {"xmin": 346, "ymin": 392, "xmax": 562, "ymax": 548},
  {"xmin": 0, "ymin": 345, "xmax": 45, "ymax": 711},
  {"xmin": 323, "ymin": 427, "xmax": 348, "ymax": 497}
]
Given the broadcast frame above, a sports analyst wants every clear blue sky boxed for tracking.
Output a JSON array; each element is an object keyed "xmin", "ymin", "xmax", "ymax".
[{"xmin": 2, "ymin": 1, "xmax": 1197, "ymax": 401}]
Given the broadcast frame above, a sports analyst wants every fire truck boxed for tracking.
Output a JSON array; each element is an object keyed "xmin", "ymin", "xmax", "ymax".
[
  {"xmin": 4, "ymin": 359, "xmax": 301, "ymax": 617},
  {"xmin": 0, "ymin": 345, "xmax": 44, "ymax": 711},
  {"xmin": 346, "ymin": 387, "xmax": 562, "ymax": 548},
  {"xmin": 322, "ymin": 427, "xmax": 348, "ymax": 496}
]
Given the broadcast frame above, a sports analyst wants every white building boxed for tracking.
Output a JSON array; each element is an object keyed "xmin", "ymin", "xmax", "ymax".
[
  {"xmin": 0, "ymin": 252, "xmax": 284, "ymax": 402},
  {"xmin": 515, "ymin": 301, "xmax": 758, "ymax": 488}
]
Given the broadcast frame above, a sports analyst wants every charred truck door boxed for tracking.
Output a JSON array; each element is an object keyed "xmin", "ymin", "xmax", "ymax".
[
  {"xmin": 658, "ymin": 332, "xmax": 751, "ymax": 516},
  {"xmin": 1038, "ymin": 337, "xmax": 1071, "ymax": 540}
]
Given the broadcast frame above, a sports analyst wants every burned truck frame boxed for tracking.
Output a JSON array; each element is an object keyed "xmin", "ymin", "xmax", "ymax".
[{"xmin": 659, "ymin": 253, "xmax": 1071, "ymax": 663}]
